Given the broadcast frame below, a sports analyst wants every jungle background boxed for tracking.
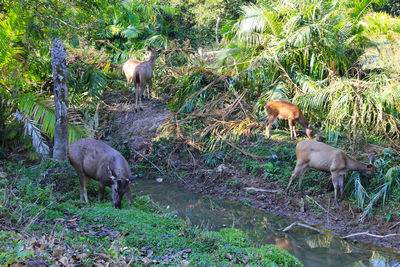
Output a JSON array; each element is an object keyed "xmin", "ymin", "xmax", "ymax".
[{"xmin": 1, "ymin": 0, "xmax": 400, "ymax": 265}]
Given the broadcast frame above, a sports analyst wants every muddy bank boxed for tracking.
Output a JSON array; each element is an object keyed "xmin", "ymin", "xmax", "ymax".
[{"xmin": 104, "ymin": 91, "xmax": 400, "ymax": 252}]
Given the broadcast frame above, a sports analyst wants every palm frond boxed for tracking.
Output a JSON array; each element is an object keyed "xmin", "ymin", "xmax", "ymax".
[{"xmin": 13, "ymin": 110, "xmax": 49, "ymax": 160}]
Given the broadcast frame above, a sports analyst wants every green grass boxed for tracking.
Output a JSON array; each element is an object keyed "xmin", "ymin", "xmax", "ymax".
[{"xmin": 0, "ymin": 159, "xmax": 303, "ymax": 266}]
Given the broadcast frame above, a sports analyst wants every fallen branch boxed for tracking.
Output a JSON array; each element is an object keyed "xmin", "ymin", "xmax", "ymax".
[
  {"xmin": 36, "ymin": 14, "xmax": 89, "ymax": 30},
  {"xmin": 177, "ymin": 75, "xmax": 227, "ymax": 114},
  {"xmin": 244, "ymin": 187, "xmax": 278, "ymax": 193},
  {"xmin": 164, "ymin": 49, "xmax": 196, "ymax": 55},
  {"xmin": 389, "ymin": 221, "xmax": 400, "ymax": 230},
  {"xmin": 96, "ymin": 39, "xmax": 136, "ymax": 55},
  {"xmin": 131, "ymin": 148, "xmax": 166, "ymax": 177},
  {"xmin": 305, "ymin": 195, "xmax": 339, "ymax": 220},
  {"xmin": 282, "ymin": 221, "xmax": 324, "ymax": 234},
  {"xmin": 216, "ymin": 134, "xmax": 265, "ymax": 160},
  {"xmin": 341, "ymin": 231, "xmax": 398, "ymax": 239}
]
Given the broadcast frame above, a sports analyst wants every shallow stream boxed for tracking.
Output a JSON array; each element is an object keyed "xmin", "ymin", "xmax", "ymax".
[{"xmin": 135, "ymin": 179, "xmax": 400, "ymax": 267}]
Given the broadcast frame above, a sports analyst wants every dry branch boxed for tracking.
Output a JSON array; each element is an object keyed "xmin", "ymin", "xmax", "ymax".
[
  {"xmin": 282, "ymin": 221, "xmax": 324, "ymax": 234},
  {"xmin": 130, "ymin": 148, "xmax": 166, "ymax": 177},
  {"xmin": 341, "ymin": 232, "xmax": 398, "ymax": 239},
  {"xmin": 305, "ymin": 195, "xmax": 339, "ymax": 220},
  {"xmin": 244, "ymin": 187, "xmax": 278, "ymax": 193},
  {"xmin": 164, "ymin": 49, "xmax": 196, "ymax": 55},
  {"xmin": 216, "ymin": 134, "xmax": 265, "ymax": 160},
  {"xmin": 389, "ymin": 221, "xmax": 400, "ymax": 230},
  {"xmin": 177, "ymin": 75, "xmax": 227, "ymax": 114}
]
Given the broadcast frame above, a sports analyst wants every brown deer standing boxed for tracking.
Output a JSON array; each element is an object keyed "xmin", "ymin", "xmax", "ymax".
[
  {"xmin": 68, "ymin": 138, "xmax": 137, "ymax": 209},
  {"xmin": 265, "ymin": 100, "xmax": 313, "ymax": 140},
  {"xmin": 122, "ymin": 48, "xmax": 161, "ymax": 112},
  {"xmin": 286, "ymin": 140, "xmax": 376, "ymax": 206}
]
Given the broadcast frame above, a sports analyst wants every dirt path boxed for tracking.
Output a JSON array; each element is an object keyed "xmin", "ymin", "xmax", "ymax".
[
  {"xmin": 104, "ymin": 91, "xmax": 400, "ymax": 253},
  {"xmin": 103, "ymin": 91, "xmax": 172, "ymax": 153}
]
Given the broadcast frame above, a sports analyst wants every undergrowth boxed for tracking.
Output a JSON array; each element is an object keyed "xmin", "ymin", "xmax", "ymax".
[{"xmin": 0, "ymin": 158, "xmax": 302, "ymax": 266}]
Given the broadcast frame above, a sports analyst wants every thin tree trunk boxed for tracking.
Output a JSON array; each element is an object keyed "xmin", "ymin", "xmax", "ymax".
[
  {"xmin": 215, "ymin": 9, "xmax": 221, "ymax": 44},
  {"xmin": 51, "ymin": 39, "xmax": 69, "ymax": 161}
]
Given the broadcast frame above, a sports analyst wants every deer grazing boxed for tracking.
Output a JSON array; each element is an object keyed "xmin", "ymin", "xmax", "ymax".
[
  {"xmin": 286, "ymin": 140, "xmax": 376, "ymax": 206},
  {"xmin": 265, "ymin": 100, "xmax": 313, "ymax": 140},
  {"xmin": 122, "ymin": 48, "xmax": 161, "ymax": 112},
  {"xmin": 68, "ymin": 138, "xmax": 137, "ymax": 209}
]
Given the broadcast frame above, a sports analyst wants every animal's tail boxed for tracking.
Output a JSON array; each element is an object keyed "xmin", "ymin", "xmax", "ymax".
[{"xmin": 135, "ymin": 72, "xmax": 140, "ymax": 84}]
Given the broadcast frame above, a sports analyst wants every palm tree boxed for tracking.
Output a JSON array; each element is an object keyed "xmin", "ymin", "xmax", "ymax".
[{"xmin": 220, "ymin": 0, "xmax": 400, "ymax": 140}]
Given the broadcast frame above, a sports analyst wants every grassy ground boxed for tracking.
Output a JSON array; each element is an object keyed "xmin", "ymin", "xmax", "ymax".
[{"xmin": 0, "ymin": 158, "xmax": 302, "ymax": 266}]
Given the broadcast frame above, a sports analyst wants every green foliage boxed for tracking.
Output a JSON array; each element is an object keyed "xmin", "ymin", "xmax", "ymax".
[
  {"xmin": 0, "ymin": 159, "xmax": 302, "ymax": 266},
  {"xmin": 0, "ymin": 232, "xmax": 34, "ymax": 266}
]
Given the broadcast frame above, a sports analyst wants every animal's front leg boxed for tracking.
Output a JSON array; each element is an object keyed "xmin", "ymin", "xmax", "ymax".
[
  {"xmin": 98, "ymin": 182, "xmax": 105, "ymax": 201},
  {"xmin": 125, "ymin": 186, "xmax": 133, "ymax": 205}
]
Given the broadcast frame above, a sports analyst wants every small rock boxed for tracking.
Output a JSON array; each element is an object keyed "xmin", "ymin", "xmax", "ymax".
[{"xmin": 225, "ymin": 253, "xmax": 233, "ymax": 261}]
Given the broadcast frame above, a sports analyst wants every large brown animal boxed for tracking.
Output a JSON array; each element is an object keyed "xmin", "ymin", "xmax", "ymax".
[
  {"xmin": 265, "ymin": 100, "xmax": 313, "ymax": 140},
  {"xmin": 286, "ymin": 140, "xmax": 376, "ymax": 206},
  {"xmin": 68, "ymin": 138, "xmax": 137, "ymax": 209},
  {"xmin": 122, "ymin": 48, "xmax": 161, "ymax": 112}
]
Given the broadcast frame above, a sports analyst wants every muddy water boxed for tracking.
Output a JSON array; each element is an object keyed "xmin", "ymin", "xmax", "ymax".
[{"xmin": 135, "ymin": 179, "xmax": 400, "ymax": 267}]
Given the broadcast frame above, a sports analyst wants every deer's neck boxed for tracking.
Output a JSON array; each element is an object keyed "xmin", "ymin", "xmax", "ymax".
[
  {"xmin": 346, "ymin": 156, "xmax": 368, "ymax": 172},
  {"xmin": 147, "ymin": 56, "xmax": 156, "ymax": 68},
  {"xmin": 297, "ymin": 114, "xmax": 309, "ymax": 129}
]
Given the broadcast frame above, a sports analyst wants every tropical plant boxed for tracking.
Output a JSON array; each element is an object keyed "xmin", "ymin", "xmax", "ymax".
[{"xmin": 216, "ymin": 0, "xmax": 400, "ymax": 142}]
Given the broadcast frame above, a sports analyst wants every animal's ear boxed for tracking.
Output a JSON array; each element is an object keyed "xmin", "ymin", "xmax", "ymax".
[
  {"xmin": 128, "ymin": 174, "xmax": 138, "ymax": 181},
  {"xmin": 369, "ymin": 153, "xmax": 376, "ymax": 164},
  {"xmin": 148, "ymin": 47, "xmax": 152, "ymax": 51}
]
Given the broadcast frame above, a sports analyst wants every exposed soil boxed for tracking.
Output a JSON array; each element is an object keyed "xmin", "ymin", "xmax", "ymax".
[{"xmin": 103, "ymin": 91, "xmax": 400, "ymax": 253}]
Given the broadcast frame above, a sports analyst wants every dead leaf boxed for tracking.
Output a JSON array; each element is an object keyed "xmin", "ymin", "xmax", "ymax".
[
  {"xmin": 225, "ymin": 253, "xmax": 233, "ymax": 260},
  {"xmin": 58, "ymin": 256, "xmax": 69, "ymax": 266},
  {"xmin": 76, "ymin": 253, "xmax": 88, "ymax": 260},
  {"xmin": 181, "ymin": 260, "xmax": 190, "ymax": 266},
  {"xmin": 142, "ymin": 257, "xmax": 151, "ymax": 265},
  {"xmin": 52, "ymin": 249, "xmax": 63, "ymax": 258},
  {"xmin": 182, "ymin": 248, "xmax": 191, "ymax": 253}
]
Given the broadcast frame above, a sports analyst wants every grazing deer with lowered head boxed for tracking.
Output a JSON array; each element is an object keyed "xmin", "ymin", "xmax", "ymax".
[
  {"xmin": 286, "ymin": 140, "xmax": 376, "ymax": 206},
  {"xmin": 265, "ymin": 100, "xmax": 313, "ymax": 140},
  {"xmin": 122, "ymin": 48, "xmax": 161, "ymax": 112},
  {"xmin": 68, "ymin": 138, "xmax": 137, "ymax": 209}
]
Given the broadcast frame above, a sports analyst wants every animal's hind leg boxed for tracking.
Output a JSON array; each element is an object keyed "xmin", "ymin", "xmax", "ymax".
[
  {"xmin": 77, "ymin": 170, "xmax": 89, "ymax": 203},
  {"xmin": 134, "ymin": 82, "xmax": 139, "ymax": 112},
  {"xmin": 138, "ymin": 84, "xmax": 144, "ymax": 111}
]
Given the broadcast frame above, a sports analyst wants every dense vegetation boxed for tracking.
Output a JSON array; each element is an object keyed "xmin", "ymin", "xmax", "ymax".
[
  {"xmin": 0, "ymin": 161, "xmax": 302, "ymax": 266},
  {"xmin": 1, "ymin": 0, "xmax": 400, "ymax": 264}
]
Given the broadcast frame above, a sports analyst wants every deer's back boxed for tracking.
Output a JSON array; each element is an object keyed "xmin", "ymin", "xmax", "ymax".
[
  {"xmin": 266, "ymin": 100, "xmax": 302, "ymax": 120},
  {"xmin": 68, "ymin": 138, "xmax": 129, "ymax": 180},
  {"xmin": 296, "ymin": 140, "xmax": 346, "ymax": 172},
  {"xmin": 122, "ymin": 59, "xmax": 143, "ymax": 79}
]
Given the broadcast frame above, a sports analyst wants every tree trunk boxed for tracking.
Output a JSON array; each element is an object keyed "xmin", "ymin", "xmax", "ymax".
[
  {"xmin": 51, "ymin": 39, "xmax": 69, "ymax": 161},
  {"xmin": 215, "ymin": 10, "xmax": 221, "ymax": 44}
]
